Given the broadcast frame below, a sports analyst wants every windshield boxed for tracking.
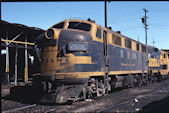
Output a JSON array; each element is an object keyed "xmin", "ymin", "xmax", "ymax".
[
  {"xmin": 53, "ymin": 22, "xmax": 64, "ymax": 29},
  {"xmin": 68, "ymin": 21, "xmax": 91, "ymax": 32}
]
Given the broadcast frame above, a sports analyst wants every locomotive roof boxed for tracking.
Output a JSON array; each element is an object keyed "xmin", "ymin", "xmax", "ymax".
[
  {"xmin": 69, "ymin": 19, "xmax": 147, "ymax": 46},
  {"xmin": 52, "ymin": 19, "xmax": 147, "ymax": 47}
]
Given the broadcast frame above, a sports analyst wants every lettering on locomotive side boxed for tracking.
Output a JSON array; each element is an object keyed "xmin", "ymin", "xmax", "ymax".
[{"xmin": 121, "ymin": 63, "xmax": 135, "ymax": 66}]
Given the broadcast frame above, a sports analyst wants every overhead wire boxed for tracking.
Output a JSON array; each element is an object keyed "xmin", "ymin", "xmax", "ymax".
[
  {"xmin": 121, "ymin": 26, "xmax": 142, "ymax": 32},
  {"xmin": 120, "ymin": 4, "xmax": 143, "ymax": 18},
  {"xmin": 152, "ymin": 39, "xmax": 169, "ymax": 44},
  {"xmin": 107, "ymin": 2, "xmax": 145, "ymax": 34},
  {"xmin": 150, "ymin": 25, "xmax": 169, "ymax": 26},
  {"xmin": 109, "ymin": 17, "xmax": 140, "ymax": 25}
]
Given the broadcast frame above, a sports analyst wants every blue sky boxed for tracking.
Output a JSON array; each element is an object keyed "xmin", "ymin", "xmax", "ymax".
[{"xmin": 2, "ymin": 1, "xmax": 169, "ymax": 49}]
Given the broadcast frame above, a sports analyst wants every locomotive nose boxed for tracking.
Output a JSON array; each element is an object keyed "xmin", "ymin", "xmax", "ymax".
[{"xmin": 34, "ymin": 31, "xmax": 58, "ymax": 62}]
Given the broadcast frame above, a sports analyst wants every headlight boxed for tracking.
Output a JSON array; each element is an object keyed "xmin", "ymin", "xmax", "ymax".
[
  {"xmin": 68, "ymin": 42, "xmax": 88, "ymax": 52},
  {"xmin": 45, "ymin": 29, "xmax": 54, "ymax": 39}
]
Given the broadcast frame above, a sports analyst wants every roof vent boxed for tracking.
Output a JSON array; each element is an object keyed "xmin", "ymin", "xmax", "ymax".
[
  {"xmin": 107, "ymin": 27, "xmax": 112, "ymax": 30},
  {"xmin": 116, "ymin": 31, "xmax": 121, "ymax": 34},
  {"xmin": 87, "ymin": 18, "xmax": 95, "ymax": 23}
]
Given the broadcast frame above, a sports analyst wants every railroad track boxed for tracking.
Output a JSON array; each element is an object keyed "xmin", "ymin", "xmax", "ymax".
[
  {"xmin": 2, "ymin": 104, "xmax": 37, "ymax": 113},
  {"xmin": 2, "ymin": 79, "xmax": 169, "ymax": 113},
  {"xmin": 96, "ymin": 88, "xmax": 169, "ymax": 113},
  {"xmin": 2, "ymin": 99, "xmax": 72, "ymax": 113},
  {"xmin": 44, "ymin": 107, "xmax": 60, "ymax": 113},
  {"xmin": 2, "ymin": 102, "xmax": 69, "ymax": 113}
]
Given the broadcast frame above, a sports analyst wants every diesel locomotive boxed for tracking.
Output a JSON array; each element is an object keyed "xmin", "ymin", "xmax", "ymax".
[
  {"xmin": 31, "ymin": 18, "xmax": 152, "ymax": 103},
  {"xmin": 148, "ymin": 47, "xmax": 169, "ymax": 81},
  {"xmin": 10, "ymin": 18, "xmax": 169, "ymax": 104}
]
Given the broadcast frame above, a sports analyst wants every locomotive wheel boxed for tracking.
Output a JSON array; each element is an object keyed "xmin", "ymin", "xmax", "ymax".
[{"xmin": 96, "ymin": 80, "xmax": 105, "ymax": 97}]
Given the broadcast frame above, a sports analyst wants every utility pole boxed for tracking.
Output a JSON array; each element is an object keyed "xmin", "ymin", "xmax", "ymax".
[
  {"xmin": 104, "ymin": 0, "xmax": 110, "ymax": 28},
  {"xmin": 142, "ymin": 8, "xmax": 149, "ymax": 79},
  {"xmin": 142, "ymin": 8, "xmax": 148, "ymax": 54},
  {"xmin": 105, "ymin": 0, "xmax": 107, "ymax": 28},
  {"xmin": 138, "ymin": 36, "xmax": 139, "ymax": 43}
]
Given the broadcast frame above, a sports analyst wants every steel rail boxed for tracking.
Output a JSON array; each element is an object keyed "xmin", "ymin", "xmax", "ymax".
[
  {"xmin": 96, "ymin": 88, "xmax": 169, "ymax": 113},
  {"xmin": 2, "ymin": 104, "xmax": 36, "ymax": 113},
  {"xmin": 44, "ymin": 105, "xmax": 65, "ymax": 113},
  {"xmin": 44, "ymin": 107, "xmax": 58, "ymax": 113}
]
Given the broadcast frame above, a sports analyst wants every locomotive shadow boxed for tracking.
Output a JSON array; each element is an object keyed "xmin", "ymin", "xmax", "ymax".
[
  {"xmin": 2, "ymin": 86, "xmax": 48, "ymax": 105},
  {"xmin": 2, "ymin": 95, "xmax": 69, "ymax": 106}
]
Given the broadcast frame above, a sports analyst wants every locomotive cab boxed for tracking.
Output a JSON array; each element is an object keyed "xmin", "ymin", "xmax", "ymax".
[{"xmin": 35, "ymin": 19, "xmax": 93, "ymax": 76}]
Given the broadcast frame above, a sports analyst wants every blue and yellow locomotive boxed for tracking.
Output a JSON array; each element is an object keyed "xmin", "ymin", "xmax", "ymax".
[
  {"xmin": 32, "ymin": 18, "xmax": 150, "ymax": 103},
  {"xmin": 148, "ymin": 47, "xmax": 169, "ymax": 81}
]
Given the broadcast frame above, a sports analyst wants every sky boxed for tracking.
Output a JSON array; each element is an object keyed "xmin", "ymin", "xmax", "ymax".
[{"xmin": 2, "ymin": 1, "xmax": 169, "ymax": 50}]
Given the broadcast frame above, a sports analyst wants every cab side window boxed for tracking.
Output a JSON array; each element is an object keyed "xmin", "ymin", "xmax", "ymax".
[
  {"xmin": 164, "ymin": 53, "xmax": 166, "ymax": 58},
  {"xmin": 141, "ymin": 45, "xmax": 146, "ymax": 53},
  {"xmin": 136, "ymin": 43, "xmax": 140, "ymax": 51},
  {"xmin": 125, "ymin": 39, "xmax": 132, "ymax": 49},
  {"xmin": 112, "ymin": 34, "xmax": 121, "ymax": 46},
  {"xmin": 96, "ymin": 27, "xmax": 102, "ymax": 39}
]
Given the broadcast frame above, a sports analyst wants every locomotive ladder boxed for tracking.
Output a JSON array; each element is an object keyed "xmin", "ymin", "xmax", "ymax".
[{"xmin": 103, "ymin": 30, "xmax": 109, "ymax": 92}]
